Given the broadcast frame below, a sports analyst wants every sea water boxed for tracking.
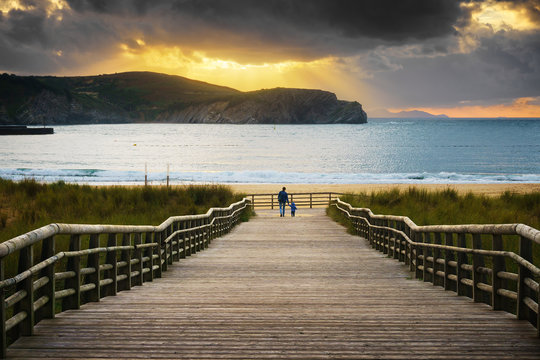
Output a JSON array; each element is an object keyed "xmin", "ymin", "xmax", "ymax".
[{"xmin": 0, "ymin": 119, "xmax": 539, "ymax": 184}]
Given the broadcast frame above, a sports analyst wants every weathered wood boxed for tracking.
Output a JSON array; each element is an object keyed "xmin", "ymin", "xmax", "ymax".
[
  {"xmin": 0, "ymin": 259, "xmax": 5, "ymax": 358},
  {"xmin": 118, "ymin": 234, "xmax": 131, "ymax": 292},
  {"xmin": 85, "ymin": 234, "xmax": 100, "ymax": 303},
  {"xmin": 15, "ymin": 245, "xmax": 33, "ymax": 337},
  {"xmin": 518, "ymin": 236, "xmax": 533, "ymax": 324},
  {"xmin": 492, "ymin": 234, "xmax": 505, "ymax": 311},
  {"xmin": 63, "ymin": 235, "xmax": 81, "ymax": 311},
  {"xmin": 7, "ymin": 209, "xmax": 540, "ymax": 359},
  {"xmin": 36, "ymin": 236, "xmax": 55, "ymax": 322}
]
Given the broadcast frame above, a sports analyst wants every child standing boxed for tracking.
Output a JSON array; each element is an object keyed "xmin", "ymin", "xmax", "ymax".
[{"xmin": 289, "ymin": 202, "xmax": 297, "ymax": 217}]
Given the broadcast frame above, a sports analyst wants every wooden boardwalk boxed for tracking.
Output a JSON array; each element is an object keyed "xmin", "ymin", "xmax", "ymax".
[{"xmin": 8, "ymin": 209, "xmax": 540, "ymax": 359}]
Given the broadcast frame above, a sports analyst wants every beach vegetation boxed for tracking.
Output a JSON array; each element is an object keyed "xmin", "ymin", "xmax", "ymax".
[
  {"xmin": 327, "ymin": 187, "xmax": 540, "ymax": 266},
  {"xmin": 0, "ymin": 178, "xmax": 248, "ymax": 243}
]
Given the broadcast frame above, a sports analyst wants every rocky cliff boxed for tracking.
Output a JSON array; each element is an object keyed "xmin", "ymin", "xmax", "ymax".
[{"xmin": 0, "ymin": 72, "xmax": 367, "ymax": 125}]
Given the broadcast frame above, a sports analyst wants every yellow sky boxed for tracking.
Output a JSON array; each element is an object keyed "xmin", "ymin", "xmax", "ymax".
[
  {"xmin": 3, "ymin": 0, "xmax": 540, "ymax": 117},
  {"xmin": 403, "ymin": 97, "xmax": 540, "ymax": 118}
]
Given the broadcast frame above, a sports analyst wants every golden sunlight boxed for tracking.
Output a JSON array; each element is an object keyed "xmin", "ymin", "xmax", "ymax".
[
  {"xmin": 468, "ymin": 1, "xmax": 539, "ymax": 32},
  {"xmin": 118, "ymin": 43, "xmax": 341, "ymax": 92},
  {"xmin": 0, "ymin": 0, "xmax": 66, "ymax": 17}
]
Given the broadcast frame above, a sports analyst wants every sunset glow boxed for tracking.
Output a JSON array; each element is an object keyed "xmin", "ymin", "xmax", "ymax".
[
  {"xmin": 394, "ymin": 97, "xmax": 540, "ymax": 118},
  {"xmin": 1, "ymin": 0, "xmax": 540, "ymax": 117}
]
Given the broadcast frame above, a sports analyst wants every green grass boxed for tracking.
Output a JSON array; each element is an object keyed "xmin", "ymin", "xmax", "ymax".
[
  {"xmin": 0, "ymin": 178, "xmax": 246, "ymax": 243},
  {"xmin": 331, "ymin": 187, "xmax": 540, "ymax": 228}
]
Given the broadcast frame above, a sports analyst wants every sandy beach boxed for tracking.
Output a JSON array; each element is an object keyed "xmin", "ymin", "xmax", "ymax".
[{"xmin": 228, "ymin": 183, "xmax": 540, "ymax": 196}]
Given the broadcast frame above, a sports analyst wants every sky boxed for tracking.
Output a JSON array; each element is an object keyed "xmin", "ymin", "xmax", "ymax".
[{"xmin": 1, "ymin": 0, "xmax": 540, "ymax": 117}]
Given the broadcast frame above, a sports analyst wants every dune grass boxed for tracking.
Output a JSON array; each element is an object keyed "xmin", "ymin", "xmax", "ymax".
[
  {"xmin": 0, "ymin": 178, "xmax": 246, "ymax": 243},
  {"xmin": 331, "ymin": 187, "xmax": 539, "ymax": 229}
]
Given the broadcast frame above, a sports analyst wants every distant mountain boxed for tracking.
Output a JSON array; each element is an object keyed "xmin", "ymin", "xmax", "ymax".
[
  {"xmin": 0, "ymin": 72, "xmax": 367, "ymax": 125},
  {"xmin": 370, "ymin": 108, "xmax": 448, "ymax": 119}
]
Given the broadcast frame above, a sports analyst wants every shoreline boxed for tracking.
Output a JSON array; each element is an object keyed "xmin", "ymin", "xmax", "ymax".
[{"xmin": 226, "ymin": 183, "xmax": 540, "ymax": 196}]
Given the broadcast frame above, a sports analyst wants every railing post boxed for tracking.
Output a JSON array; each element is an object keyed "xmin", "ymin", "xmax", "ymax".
[
  {"xmin": 423, "ymin": 233, "xmax": 430, "ymax": 283},
  {"xmin": 153, "ymin": 232, "xmax": 162, "ymax": 278},
  {"xmin": 0, "ymin": 259, "xmax": 6, "ymax": 358},
  {"xmin": 144, "ymin": 232, "xmax": 154, "ymax": 282},
  {"xmin": 472, "ymin": 234, "xmax": 485, "ymax": 303},
  {"xmin": 172, "ymin": 222, "xmax": 180, "ymax": 262},
  {"xmin": 196, "ymin": 219, "xmax": 202, "ymax": 252},
  {"xmin": 433, "ymin": 232, "xmax": 443, "ymax": 287},
  {"xmin": 409, "ymin": 229, "xmax": 416, "ymax": 273},
  {"xmin": 252, "ymin": 195, "xmax": 256, "ymax": 209},
  {"xmin": 167, "ymin": 226, "xmax": 173, "ymax": 266},
  {"xmin": 310, "ymin": 193, "xmax": 313, "ymax": 208},
  {"xmin": 517, "ymin": 236, "xmax": 532, "ymax": 323},
  {"xmin": 271, "ymin": 194, "xmax": 273, "ymax": 209},
  {"xmin": 444, "ymin": 233, "xmax": 454, "ymax": 291},
  {"xmin": 105, "ymin": 234, "xmax": 117, "ymax": 296},
  {"xmin": 119, "ymin": 234, "xmax": 132, "ymax": 291},
  {"xmin": 37, "ymin": 235, "xmax": 55, "ymax": 321},
  {"xmin": 181, "ymin": 230, "xmax": 187, "ymax": 259},
  {"xmin": 15, "ymin": 245, "xmax": 34, "ymax": 336},
  {"xmin": 491, "ymin": 234, "xmax": 504, "ymax": 311},
  {"xmin": 204, "ymin": 218, "xmax": 209, "ymax": 249},
  {"xmin": 86, "ymin": 234, "xmax": 100, "ymax": 303},
  {"xmin": 456, "ymin": 233, "xmax": 471, "ymax": 298},
  {"xmin": 63, "ymin": 235, "xmax": 81, "ymax": 311},
  {"xmin": 133, "ymin": 233, "xmax": 143, "ymax": 286},
  {"xmin": 158, "ymin": 231, "xmax": 168, "ymax": 272}
]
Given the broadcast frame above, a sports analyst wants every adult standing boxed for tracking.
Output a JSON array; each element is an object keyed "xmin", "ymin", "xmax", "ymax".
[{"xmin": 277, "ymin": 187, "xmax": 289, "ymax": 217}]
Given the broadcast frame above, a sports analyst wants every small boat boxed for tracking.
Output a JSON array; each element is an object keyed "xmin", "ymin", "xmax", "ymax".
[{"xmin": 0, "ymin": 125, "xmax": 54, "ymax": 135}]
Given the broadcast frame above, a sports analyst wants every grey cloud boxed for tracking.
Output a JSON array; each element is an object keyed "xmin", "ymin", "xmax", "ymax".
[
  {"xmin": 66, "ymin": 0, "xmax": 465, "ymax": 43},
  {"xmin": 4, "ymin": 8, "xmax": 48, "ymax": 46},
  {"xmin": 1, "ymin": 0, "xmax": 540, "ymax": 110},
  {"xmin": 364, "ymin": 29, "xmax": 540, "ymax": 108}
]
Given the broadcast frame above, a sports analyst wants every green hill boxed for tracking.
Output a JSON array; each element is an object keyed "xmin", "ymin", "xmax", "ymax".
[{"xmin": 0, "ymin": 72, "xmax": 367, "ymax": 124}]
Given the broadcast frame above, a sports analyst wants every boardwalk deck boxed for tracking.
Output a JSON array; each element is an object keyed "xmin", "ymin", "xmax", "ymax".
[{"xmin": 8, "ymin": 209, "xmax": 540, "ymax": 359}]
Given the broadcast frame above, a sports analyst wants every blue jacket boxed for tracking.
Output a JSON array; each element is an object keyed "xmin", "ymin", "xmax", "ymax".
[
  {"xmin": 290, "ymin": 202, "xmax": 297, "ymax": 211},
  {"xmin": 278, "ymin": 190, "xmax": 288, "ymax": 203}
]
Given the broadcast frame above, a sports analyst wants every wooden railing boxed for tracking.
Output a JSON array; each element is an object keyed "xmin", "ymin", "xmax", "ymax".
[
  {"xmin": 0, "ymin": 198, "xmax": 251, "ymax": 357},
  {"xmin": 249, "ymin": 192, "xmax": 342, "ymax": 209},
  {"xmin": 331, "ymin": 198, "xmax": 540, "ymax": 336}
]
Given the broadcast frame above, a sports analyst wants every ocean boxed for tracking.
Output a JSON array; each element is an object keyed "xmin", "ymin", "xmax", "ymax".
[{"xmin": 1, "ymin": 119, "xmax": 539, "ymax": 185}]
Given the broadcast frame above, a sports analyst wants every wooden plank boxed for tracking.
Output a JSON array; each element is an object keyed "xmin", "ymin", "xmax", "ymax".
[{"xmin": 7, "ymin": 209, "xmax": 540, "ymax": 359}]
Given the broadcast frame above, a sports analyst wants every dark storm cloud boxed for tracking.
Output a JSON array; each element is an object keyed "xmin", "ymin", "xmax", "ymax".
[
  {"xmin": 3, "ymin": 8, "xmax": 48, "ymax": 46},
  {"xmin": 65, "ymin": 0, "xmax": 463, "ymax": 43},
  {"xmin": 366, "ymin": 29, "xmax": 540, "ymax": 107},
  {"xmin": 1, "ymin": 0, "xmax": 540, "ymax": 109}
]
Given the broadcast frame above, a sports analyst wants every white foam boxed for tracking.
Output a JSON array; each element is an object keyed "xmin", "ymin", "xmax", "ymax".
[{"xmin": 1, "ymin": 168, "xmax": 539, "ymax": 184}]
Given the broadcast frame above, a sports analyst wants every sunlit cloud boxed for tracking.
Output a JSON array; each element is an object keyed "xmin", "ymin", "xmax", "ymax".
[
  {"xmin": 115, "ymin": 43, "xmax": 341, "ymax": 92},
  {"xmin": 0, "ymin": 0, "xmax": 67, "ymax": 17},
  {"xmin": 469, "ymin": 1, "xmax": 539, "ymax": 32}
]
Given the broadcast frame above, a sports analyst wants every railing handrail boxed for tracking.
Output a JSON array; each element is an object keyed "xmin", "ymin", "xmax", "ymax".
[
  {"xmin": 248, "ymin": 192, "xmax": 342, "ymax": 209},
  {"xmin": 246, "ymin": 192, "xmax": 344, "ymax": 196},
  {"xmin": 334, "ymin": 199, "xmax": 540, "ymax": 275},
  {"xmin": 0, "ymin": 199, "xmax": 248, "ymax": 258},
  {"xmin": 0, "ymin": 198, "xmax": 251, "ymax": 358},
  {"xmin": 335, "ymin": 198, "xmax": 540, "ymax": 244},
  {"xmin": 331, "ymin": 197, "xmax": 540, "ymax": 337}
]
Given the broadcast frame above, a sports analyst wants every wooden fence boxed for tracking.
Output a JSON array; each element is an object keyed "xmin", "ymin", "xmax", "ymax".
[
  {"xmin": 0, "ymin": 198, "xmax": 251, "ymax": 358},
  {"xmin": 331, "ymin": 198, "xmax": 540, "ymax": 336},
  {"xmin": 248, "ymin": 192, "xmax": 342, "ymax": 209}
]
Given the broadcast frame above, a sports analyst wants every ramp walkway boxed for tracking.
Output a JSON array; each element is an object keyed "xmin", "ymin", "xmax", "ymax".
[{"xmin": 8, "ymin": 209, "xmax": 540, "ymax": 359}]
